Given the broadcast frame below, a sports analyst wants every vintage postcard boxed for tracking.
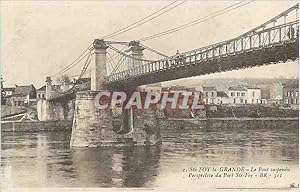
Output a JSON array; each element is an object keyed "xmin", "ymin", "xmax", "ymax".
[{"xmin": 1, "ymin": 1, "xmax": 299, "ymax": 191}]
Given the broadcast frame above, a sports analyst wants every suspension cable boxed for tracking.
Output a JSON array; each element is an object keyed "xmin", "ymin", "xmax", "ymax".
[
  {"xmin": 50, "ymin": 43, "xmax": 92, "ymax": 77},
  {"xmin": 140, "ymin": 43, "xmax": 169, "ymax": 57},
  {"xmin": 102, "ymin": 0, "xmax": 186, "ymax": 39},
  {"xmin": 107, "ymin": 52, "xmax": 117, "ymax": 73},
  {"xmin": 138, "ymin": 1, "xmax": 253, "ymax": 42},
  {"xmin": 52, "ymin": 53, "xmax": 92, "ymax": 94},
  {"xmin": 109, "ymin": 55, "xmax": 127, "ymax": 76},
  {"xmin": 108, "ymin": 44, "xmax": 156, "ymax": 62}
]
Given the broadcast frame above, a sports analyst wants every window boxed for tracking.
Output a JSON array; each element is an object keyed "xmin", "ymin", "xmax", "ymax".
[
  {"xmin": 240, "ymin": 99, "xmax": 243, "ymax": 103},
  {"xmin": 231, "ymin": 92, "xmax": 235, "ymax": 97},
  {"xmin": 295, "ymin": 99, "xmax": 298, "ymax": 104},
  {"xmin": 241, "ymin": 92, "xmax": 245, "ymax": 96},
  {"xmin": 205, "ymin": 92, "xmax": 208, "ymax": 97},
  {"xmin": 291, "ymin": 92, "xmax": 294, "ymax": 97},
  {"xmin": 211, "ymin": 92, "xmax": 214, "ymax": 97},
  {"xmin": 296, "ymin": 91, "xmax": 298, "ymax": 97},
  {"xmin": 285, "ymin": 99, "xmax": 289, "ymax": 104},
  {"xmin": 287, "ymin": 91, "xmax": 290, "ymax": 97},
  {"xmin": 206, "ymin": 98, "xmax": 209, "ymax": 104},
  {"xmin": 233, "ymin": 98, "xmax": 236, "ymax": 103},
  {"xmin": 237, "ymin": 92, "xmax": 240, "ymax": 96},
  {"xmin": 252, "ymin": 91, "xmax": 255, "ymax": 97},
  {"xmin": 252, "ymin": 99, "xmax": 254, "ymax": 104}
]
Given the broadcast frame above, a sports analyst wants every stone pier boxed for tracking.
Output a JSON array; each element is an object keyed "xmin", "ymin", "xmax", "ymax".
[{"xmin": 70, "ymin": 91, "xmax": 162, "ymax": 147}]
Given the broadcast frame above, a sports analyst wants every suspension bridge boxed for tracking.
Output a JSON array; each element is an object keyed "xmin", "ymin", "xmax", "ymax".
[
  {"xmin": 36, "ymin": 3, "xmax": 299, "ymax": 147},
  {"xmin": 48, "ymin": 3, "xmax": 298, "ymax": 101}
]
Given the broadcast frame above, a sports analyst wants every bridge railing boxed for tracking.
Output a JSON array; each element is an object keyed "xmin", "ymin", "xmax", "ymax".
[{"xmin": 105, "ymin": 21, "xmax": 298, "ymax": 84}]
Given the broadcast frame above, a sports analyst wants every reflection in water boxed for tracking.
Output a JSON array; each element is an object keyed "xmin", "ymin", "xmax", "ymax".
[
  {"xmin": 1, "ymin": 124, "xmax": 299, "ymax": 188},
  {"xmin": 69, "ymin": 146, "xmax": 160, "ymax": 187}
]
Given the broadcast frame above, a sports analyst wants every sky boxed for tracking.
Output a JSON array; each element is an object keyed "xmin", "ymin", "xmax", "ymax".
[{"xmin": 1, "ymin": 0, "xmax": 299, "ymax": 88}]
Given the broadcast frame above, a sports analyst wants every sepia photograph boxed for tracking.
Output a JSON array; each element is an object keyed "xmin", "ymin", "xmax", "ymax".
[{"xmin": 0, "ymin": 1, "xmax": 299, "ymax": 191}]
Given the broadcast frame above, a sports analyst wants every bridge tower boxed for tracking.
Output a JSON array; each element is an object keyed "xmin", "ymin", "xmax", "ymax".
[
  {"xmin": 127, "ymin": 41, "xmax": 162, "ymax": 146},
  {"xmin": 70, "ymin": 39, "xmax": 163, "ymax": 147},
  {"xmin": 126, "ymin": 41, "xmax": 145, "ymax": 133},
  {"xmin": 70, "ymin": 39, "xmax": 137, "ymax": 147},
  {"xmin": 128, "ymin": 40, "xmax": 144, "ymax": 69},
  {"xmin": 90, "ymin": 39, "xmax": 109, "ymax": 91}
]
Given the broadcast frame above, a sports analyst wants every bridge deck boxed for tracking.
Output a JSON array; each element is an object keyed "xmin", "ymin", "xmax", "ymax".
[
  {"xmin": 105, "ymin": 20, "xmax": 299, "ymax": 89},
  {"xmin": 105, "ymin": 39, "xmax": 298, "ymax": 89}
]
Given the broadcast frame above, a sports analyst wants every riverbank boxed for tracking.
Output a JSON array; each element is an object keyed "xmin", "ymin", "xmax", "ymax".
[
  {"xmin": 206, "ymin": 105, "xmax": 299, "ymax": 118},
  {"xmin": 165, "ymin": 117, "xmax": 299, "ymax": 130},
  {"xmin": 1, "ymin": 105, "xmax": 26, "ymax": 118},
  {"xmin": 1, "ymin": 117, "xmax": 298, "ymax": 132},
  {"xmin": 1, "ymin": 120, "xmax": 72, "ymax": 132}
]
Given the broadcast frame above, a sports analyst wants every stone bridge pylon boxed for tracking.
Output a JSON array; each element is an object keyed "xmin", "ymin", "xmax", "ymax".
[{"xmin": 70, "ymin": 39, "xmax": 162, "ymax": 147}]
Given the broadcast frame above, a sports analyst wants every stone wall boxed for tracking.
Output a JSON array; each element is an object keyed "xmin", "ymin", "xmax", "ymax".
[
  {"xmin": 37, "ymin": 99, "xmax": 75, "ymax": 121},
  {"xmin": 1, "ymin": 120, "xmax": 72, "ymax": 132}
]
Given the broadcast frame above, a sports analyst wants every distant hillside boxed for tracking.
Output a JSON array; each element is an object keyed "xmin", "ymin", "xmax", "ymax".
[{"xmin": 162, "ymin": 78, "xmax": 299, "ymax": 91}]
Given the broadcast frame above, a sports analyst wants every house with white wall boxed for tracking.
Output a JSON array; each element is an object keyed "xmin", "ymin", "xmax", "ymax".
[
  {"xmin": 247, "ymin": 87, "xmax": 262, "ymax": 104},
  {"xmin": 227, "ymin": 86, "xmax": 247, "ymax": 104},
  {"xmin": 202, "ymin": 86, "xmax": 217, "ymax": 104},
  {"xmin": 216, "ymin": 91, "xmax": 229, "ymax": 104}
]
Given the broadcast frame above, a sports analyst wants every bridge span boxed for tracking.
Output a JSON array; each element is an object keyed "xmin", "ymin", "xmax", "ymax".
[
  {"xmin": 37, "ymin": 4, "xmax": 299, "ymax": 147},
  {"xmin": 104, "ymin": 5, "xmax": 298, "ymax": 88},
  {"xmin": 106, "ymin": 23, "xmax": 298, "ymax": 89}
]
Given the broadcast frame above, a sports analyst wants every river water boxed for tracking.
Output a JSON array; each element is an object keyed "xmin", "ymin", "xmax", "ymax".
[{"xmin": 1, "ymin": 124, "xmax": 299, "ymax": 189}]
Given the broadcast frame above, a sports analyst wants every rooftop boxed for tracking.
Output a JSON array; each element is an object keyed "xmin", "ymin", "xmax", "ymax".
[
  {"xmin": 282, "ymin": 82, "xmax": 299, "ymax": 89},
  {"xmin": 14, "ymin": 85, "xmax": 35, "ymax": 96},
  {"xmin": 228, "ymin": 86, "xmax": 247, "ymax": 91},
  {"xmin": 169, "ymin": 85, "xmax": 186, "ymax": 91},
  {"xmin": 2, "ymin": 87, "xmax": 15, "ymax": 91},
  {"xmin": 217, "ymin": 91, "xmax": 228, "ymax": 97},
  {"xmin": 203, "ymin": 86, "xmax": 216, "ymax": 91},
  {"xmin": 76, "ymin": 77, "xmax": 91, "ymax": 84},
  {"xmin": 37, "ymin": 85, "xmax": 46, "ymax": 91}
]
